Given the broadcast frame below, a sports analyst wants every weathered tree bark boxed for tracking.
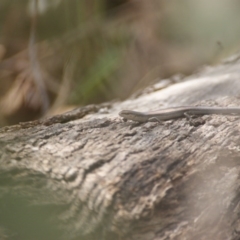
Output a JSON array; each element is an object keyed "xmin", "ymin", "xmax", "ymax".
[{"xmin": 1, "ymin": 55, "xmax": 240, "ymax": 240}]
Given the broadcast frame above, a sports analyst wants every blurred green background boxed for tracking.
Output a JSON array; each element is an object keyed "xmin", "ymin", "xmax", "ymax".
[{"xmin": 0, "ymin": 0, "xmax": 240, "ymax": 126}]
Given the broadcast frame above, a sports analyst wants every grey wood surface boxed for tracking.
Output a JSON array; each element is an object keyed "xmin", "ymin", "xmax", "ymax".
[{"xmin": 1, "ymin": 55, "xmax": 240, "ymax": 240}]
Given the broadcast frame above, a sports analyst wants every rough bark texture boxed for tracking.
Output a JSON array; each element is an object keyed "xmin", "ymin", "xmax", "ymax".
[{"xmin": 1, "ymin": 55, "xmax": 240, "ymax": 240}]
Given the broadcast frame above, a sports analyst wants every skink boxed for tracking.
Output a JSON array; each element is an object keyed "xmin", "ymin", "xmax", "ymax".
[{"xmin": 119, "ymin": 106, "xmax": 240, "ymax": 122}]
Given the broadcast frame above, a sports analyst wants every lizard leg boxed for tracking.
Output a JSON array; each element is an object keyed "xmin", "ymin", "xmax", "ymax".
[{"xmin": 149, "ymin": 117, "xmax": 164, "ymax": 124}]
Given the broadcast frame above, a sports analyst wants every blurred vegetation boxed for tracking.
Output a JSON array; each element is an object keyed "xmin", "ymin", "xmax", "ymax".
[{"xmin": 0, "ymin": 0, "xmax": 240, "ymax": 126}]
